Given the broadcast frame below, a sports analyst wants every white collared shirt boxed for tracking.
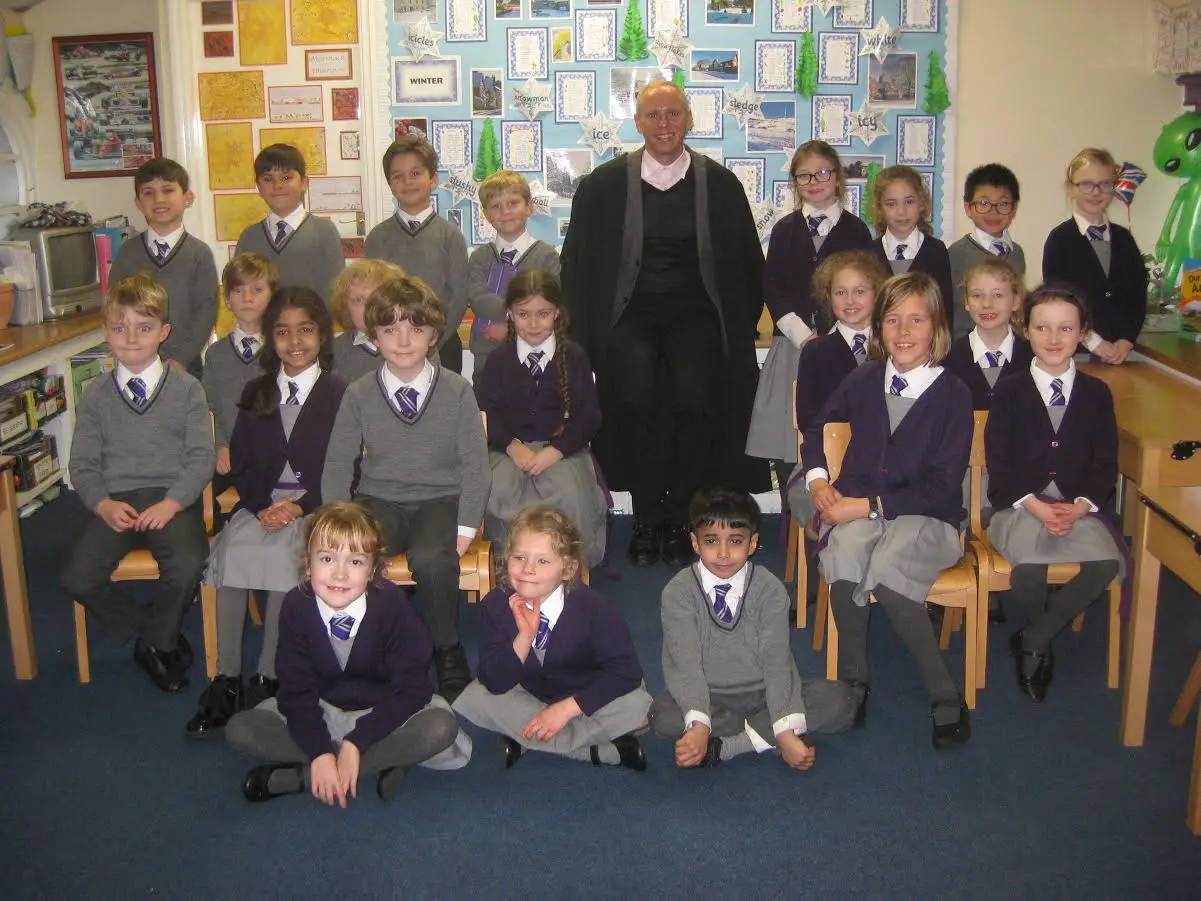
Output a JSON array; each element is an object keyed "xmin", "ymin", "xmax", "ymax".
[
  {"xmin": 1015, "ymin": 358, "xmax": 1097, "ymax": 512},
  {"xmin": 641, "ymin": 149, "xmax": 691, "ymax": 191},
  {"xmin": 232, "ymin": 326, "xmax": 262, "ymax": 358},
  {"xmin": 687, "ymin": 561, "xmax": 806, "ymax": 739},
  {"xmin": 352, "ymin": 330, "xmax": 378, "ymax": 353},
  {"xmin": 971, "ymin": 227, "xmax": 1012, "ymax": 255},
  {"xmin": 397, "ymin": 205, "xmax": 435, "ymax": 229},
  {"xmin": 883, "ymin": 360, "xmax": 942, "ymax": 399},
  {"xmin": 1073, "ymin": 212, "xmax": 1110, "ymax": 241},
  {"xmin": 116, "ymin": 357, "xmax": 164, "ymax": 403},
  {"xmin": 834, "ymin": 321, "xmax": 871, "ymax": 351},
  {"xmin": 882, "ymin": 228, "xmax": 925, "ymax": 261},
  {"xmin": 516, "ymin": 334, "xmax": 556, "ymax": 372},
  {"xmin": 800, "ymin": 201, "xmax": 841, "ymax": 236},
  {"xmin": 523, "ymin": 584, "xmax": 565, "ymax": 632},
  {"xmin": 145, "ymin": 225, "xmax": 184, "ymax": 257},
  {"xmin": 266, "ymin": 205, "xmax": 308, "ymax": 240},
  {"xmin": 276, "ymin": 361, "xmax": 321, "ymax": 406},
  {"xmin": 968, "ymin": 326, "xmax": 1016, "ymax": 367},
  {"xmin": 493, "ymin": 231, "xmax": 535, "ymax": 260},
  {"xmin": 316, "ymin": 592, "xmax": 367, "ymax": 640}
]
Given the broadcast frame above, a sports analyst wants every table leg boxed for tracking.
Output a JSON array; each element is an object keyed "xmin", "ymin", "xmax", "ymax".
[
  {"xmin": 1121, "ymin": 498, "xmax": 1160, "ymax": 747},
  {"xmin": 0, "ymin": 465, "xmax": 35, "ymax": 679}
]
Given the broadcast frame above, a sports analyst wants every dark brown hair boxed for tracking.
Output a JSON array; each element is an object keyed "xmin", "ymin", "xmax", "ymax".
[
  {"xmin": 255, "ymin": 143, "xmax": 307, "ymax": 179},
  {"xmin": 382, "ymin": 135, "xmax": 439, "ymax": 178},
  {"xmin": 505, "ymin": 269, "xmax": 571, "ymax": 438},
  {"xmin": 364, "ymin": 275, "xmax": 446, "ymax": 347},
  {"xmin": 133, "ymin": 157, "xmax": 190, "ymax": 193},
  {"xmin": 222, "ymin": 253, "xmax": 280, "ymax": 297}
]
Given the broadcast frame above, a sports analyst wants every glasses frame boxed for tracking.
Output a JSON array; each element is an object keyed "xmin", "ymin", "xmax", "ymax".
[
  {"xmin": 969, "ymin": 198, "xmax": 1015, "ymax": 214},
  {"xmin": 793, "ymin": 168, "xmax": 835, "ymax": 186},
  {"xmin": 1072, "ymin": 179, "xmax": 1115, "ymax": 195}
]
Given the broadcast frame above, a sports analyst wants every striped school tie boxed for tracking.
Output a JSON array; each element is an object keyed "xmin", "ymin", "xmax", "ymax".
[
  {"xmin": 1048, "ymin": 378, "xmax": 1066, "ymax": 407},
  {"xmin": 329, "ymin": 614, "xmax": 355, "ymax": 641},
  {"xmin": 408, "ymin": 218, "xmax": 422, "ymax": 232},
  {"xmin": 154, "ymin": 240, "xmax": 169, "ymax": 262},
  {"xmin": 533, "ymin": 612, "xmax": 550, "ymax": 650},
  {"xmin": 285, "ymin": 381, "xmax": 300, "ymax": 405},
  {"xmin": 275, "ymin": 221, "xmax": 289, "ymax": 247},
  {"xmin": 984, "ymin": 351, "xmax": 1004, "ymax": 368},
  {"xmin": 889, "ymin": 374, "xmax": 908, "ymax": 396},
  {"xmin": 499, "ymin": 248, "xmax": 518, "ymax": 265},
  {"xmin": 713, "ymin": 583, "xmax": 734, "ymax": 624},
  {"xmin": 395, "ymin": 385, "xmax": 420, "ymax": 418},
  {"xmin": 240, "ymin": 336, "xmax": 256, "ymax": 361},
  {"xmin": 806, "ymin": 214, "xmax": 826, "ymax": 237},
  {"xmin": 850, "ymin": 333, "xmax": 867, "ymax": 364},
  {"xmin": 127, "ymin": 377, "xmax": 148, "ymax": 409},
  {"xmin": 525, "ymin": 350, "xmax": 545, "ymax": 375},
  {"xmin": 992, "ymin": 241, "xmax": 1008, "ymax": 256},
  {"xmin": 894, "ymin": 244, "xmax": 907, "ymax": 260},
  {"xmin": 1086, "ymin": 224, "xmax": 1107, "ymax": 242}
]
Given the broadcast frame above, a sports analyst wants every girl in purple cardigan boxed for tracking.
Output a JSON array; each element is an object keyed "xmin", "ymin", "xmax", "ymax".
[
  {"xmin": 477, "ymin": 270, "xmax": 608, "ymax": 566},
  {"xmin": 801, "ymin": 272, "xmax": 973, "ymax": 749},
  {"xmin": 186, "ymin": 287, "xmax": 346, "ymax": 738},
  {"xmin": 453, "ymin": 504, "xmax": 651, "ymax": 771}
]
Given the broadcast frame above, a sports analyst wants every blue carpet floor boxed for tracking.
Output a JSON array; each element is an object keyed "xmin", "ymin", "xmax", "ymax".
[{"xmin": 1, "ymin": 492, "xmax": 1199, "ymax": 899}]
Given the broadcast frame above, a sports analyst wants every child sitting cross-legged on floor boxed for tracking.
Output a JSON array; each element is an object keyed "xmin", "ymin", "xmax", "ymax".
[{"xmin": 649, "ymin": 487, "xmax": 856, "ymax": 768}]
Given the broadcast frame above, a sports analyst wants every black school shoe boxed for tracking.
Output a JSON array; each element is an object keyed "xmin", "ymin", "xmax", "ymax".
[
  {"xmin": 499, "ymin": 735, "xmax": 524, "ymax": 769},
  {"xmin": 931, "ymin": 702, "xmax": 971, "ymax": 750},
  {"xmin": 377, "ymin": 766, "xmax": 409, "ymax": 801},
  {"xmin": 133, "ymin": 638, "xmax": 189, "ymax": 694},
  {"xmin": 627, "ymin": 517, "xmax": 661, "ymax": 567},
  {"xmin": 590, "ymin": 733, "xmax": 647, "ymax": 771},
  {"xmin": 660, "ymin": 522, "xmax": 695, "ymax": 568},
  {"xmin": 1009, "ymin": 630, "xmax": 1054, "ymax": 702},
  {"xmin": 699, "ymin": 735, "xmax": 723, "ymax": 768},
  {"xmin": 242, "ymin": 764, "xmax": 305, "ymax": 802},
  {"xmin": 435, "ymin": 644, "xmax": 472, "ymax": 703},
  {"xmin": 185, "ymin": 674, "xmax": 243, "ymax": 737},
  {"xmin": 245, "ymin": 673, "xmax": 280, "ymax": 709}
]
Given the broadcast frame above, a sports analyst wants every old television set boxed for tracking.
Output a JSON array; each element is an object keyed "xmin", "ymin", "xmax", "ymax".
[{"xmin": 7, "ymin": 225, "xmax": 103, "ymax": 319}]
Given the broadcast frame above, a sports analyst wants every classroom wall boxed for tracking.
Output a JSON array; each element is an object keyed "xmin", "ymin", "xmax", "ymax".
[
  {"xmin": 12, "ymin": 0, "xmax": 1187, "ymax": 268},
  {"xmin": 953, "ymin": 0, "xmax": 1182, "ymax": 277},
  {"xmin": 21, "ymin": 0, "xmax": 166, "ymax": 226}
]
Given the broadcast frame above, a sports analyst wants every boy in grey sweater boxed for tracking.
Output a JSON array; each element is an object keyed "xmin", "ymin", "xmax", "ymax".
[
  {"xmin": 322, "ymin": 274, "xmax": 489, "ymax": 702},
  {"xmin": 234, "ymin": 144, "xmax": 344, "ymax": 306},
  {"xmin": 649, "ymin": 487, "xmax": 856, "ymax": 768},
  {"xmin": 63, "ymin": 273, "xmax": 215, "ymax": 694},
  {"xmin": 364, "ymin": 135, "xmax": 469, "ymax": 374},
  {"xmin": 107, "ymin": 158, "xmax": 218, "ymax": 377},
  {"xmin": 468, "ymin": 170, "xmax": 561, "ymax": 382}
]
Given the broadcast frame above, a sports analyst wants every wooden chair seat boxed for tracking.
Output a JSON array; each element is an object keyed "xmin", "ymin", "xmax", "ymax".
[
  {"xmin": 74, "ymin": 484, "xmax": 219, "ymax": 684},
  {"xmin": 383, "ymin": 537, "xmax": 494, "ymax": 601}
]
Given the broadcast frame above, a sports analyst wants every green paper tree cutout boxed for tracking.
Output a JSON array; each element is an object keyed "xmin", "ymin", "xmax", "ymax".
[
  {"xmin": 474, "ymin": 118, "xmax": 502, "ymax": 182},
  {"xmin": 922, "ymin": 51, "xmax": 951, "ymax": 115},
  {"xmin": 797, "ymin": 31, "xmax": 818, "ymax": 98},
  {"xmin": 864, "ymin": 162, "xmax": 882, "ymax": 212},
  {"xmin": 617, "ymin": 0, "xmax": 649, "ymax": 61},
  {"xmin": 672, "ymin": 68, "xmax": 685, "ymax": 89}
]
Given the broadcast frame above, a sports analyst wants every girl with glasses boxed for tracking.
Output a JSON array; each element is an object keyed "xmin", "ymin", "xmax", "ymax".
[
  {"xmin": 746, "ymin": 141, "xmax": 874, "ymax": 512},
  {"xmin": 1042, "ymin": 148, "xmax": 1148, "ymax": 365}
]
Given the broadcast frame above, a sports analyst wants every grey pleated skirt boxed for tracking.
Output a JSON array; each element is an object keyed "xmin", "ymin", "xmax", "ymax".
[
  {"xmin": 205, "ymin": 505, "xmax": 307, "ymax": 593},
  {"xmin": 988, "ymin": 506, "xmax": 1124, "ymax": 575},
  {"xmin": 485, "ymin": 443, "xmax": 609, "ymax": 566},
  {"xmin": 746, "ymin": 335, "xmax": 801, "ymax": 462},
  {"xmin": 818, "ymin": 515, "xmax": 962, "ymax": 606}
]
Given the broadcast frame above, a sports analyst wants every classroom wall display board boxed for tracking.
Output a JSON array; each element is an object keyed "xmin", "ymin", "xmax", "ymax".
[{"xmin": 372, "ymin": 0, "xmax": 954, "ymax": 249}]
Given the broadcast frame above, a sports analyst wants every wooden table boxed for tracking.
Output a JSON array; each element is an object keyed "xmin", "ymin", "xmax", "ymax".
[
  {"xmin": 0, "ymin": 312, "xmax": 106, "ymax": 679},
  {"xmin": 1137, "ymin": 332, "xmax": 1201, "ymax": 383},
  {"xmin": 1125, "ymin": 484, "xmax": 1201, "ymax": 834},
  {"xmin": 1080, "ymin": 362, "xmax": 1201, "ymax": 532}
]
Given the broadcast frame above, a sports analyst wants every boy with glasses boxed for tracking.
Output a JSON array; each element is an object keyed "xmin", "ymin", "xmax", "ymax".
[{"xmin": 948, "ymin": 164, "xmax": 1026, "ymax": 339}]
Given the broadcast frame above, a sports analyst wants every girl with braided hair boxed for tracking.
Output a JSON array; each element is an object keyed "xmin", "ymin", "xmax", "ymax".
[{"xmin": 477, "ymin": 270, "xmax": 609, "ymax": 567}]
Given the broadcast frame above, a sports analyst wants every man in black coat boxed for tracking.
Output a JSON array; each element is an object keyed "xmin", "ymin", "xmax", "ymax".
[{"xmin": 561, "ymin": 80, "xmax": 768, "ymax": 567}]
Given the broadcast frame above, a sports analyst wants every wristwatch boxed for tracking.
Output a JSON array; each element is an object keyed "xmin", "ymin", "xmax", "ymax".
[{"xmin": 868, "ymin": 496, "xmax": 880, "ymax": 520}]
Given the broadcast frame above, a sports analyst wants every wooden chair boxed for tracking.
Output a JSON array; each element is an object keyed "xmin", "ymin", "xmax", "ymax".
[
  {"xmin": 809, "ymin": 421, "xmax": 982, "ymax": 709},
  {"xmin": 964, "ymin": 410, "xmax": 1123, "ymax": 691},
  {"xmin": 1170, "ymin": 651, "xmax": 1201, "ymax": 728},
  {"xmin": 74, "ymin": 483, "xmax": 218, "ymax": 683}
]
